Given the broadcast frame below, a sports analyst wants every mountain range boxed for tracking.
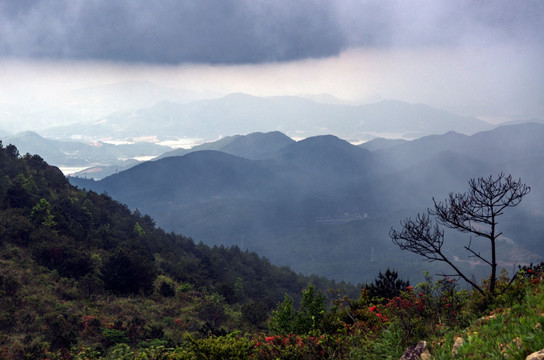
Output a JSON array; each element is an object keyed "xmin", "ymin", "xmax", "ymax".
[
  {"xmin": 41, "ymin": 94, "xmax": 493, "ymax": 143},
  {"xmin": 2, "ymin": 94, "xmax": 498, "ymax": 181},
  {"xmin": 70, "ymin": 122, "xmax": 544, "ymax": 284},
  {"xmin": 0, "ymin": 130, "xmax": 173, "ymax": 177}
]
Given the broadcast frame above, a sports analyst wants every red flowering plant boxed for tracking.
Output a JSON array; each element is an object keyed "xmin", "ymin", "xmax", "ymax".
[
  {"xmin": 251, "ymin": 333, "xmax": 336, "ymax": 360},
  {"xmin": 385, "ymin": 273, "xmax": 472, "ymax": 345},
  {"xmin": 345, "ymin": 288, "xmax": 389, "ymax": 329},
  {"xmin": 383, "ymin": 285, "xmax": 433, "ymax": 344},
  {"xmin": 346, "ymin": 302, "xmax": 389, "ymax": 336},
  {"xmin": 517, "ymin": 262, "xmax": 544, "ymax": 286},
  {"xmin": 79, "ymin": 314, "xmax": 103, "ymax": 344}
]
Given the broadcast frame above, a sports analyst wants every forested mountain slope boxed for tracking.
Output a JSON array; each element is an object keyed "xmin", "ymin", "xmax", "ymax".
[{"xmin": 0, "ymin": 142, "xmax": 355, "ymax": 356}]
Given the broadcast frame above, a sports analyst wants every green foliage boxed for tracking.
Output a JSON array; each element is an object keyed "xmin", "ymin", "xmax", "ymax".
[
  {"xmin": 4, "ymin": 143, "xmax": 544, "ymax": 359},
  {"xmin": 102, "ymin": 328, "xmax": 129, "ymax": 347},
  {"xmin": 296, "ymin": 284, "xmax": 326, "ymax": 333},
  {"xmin": 158, "ymin": 280, "xmax": 176, "ymax": 297},
  {"xmin": 101, "ymin": 248, "xmax": 156, "ymax": 295},
  {"xmin": 183, "ymin": 334, "xmax": 253, "ymax": 360},
  {"xmin": 252, "ymin": 334, "xmax": 331, "ymax": 359},
  {"xmin": 364, "ymin": 323, "xmax": 405, "ymax": 358},
  {"xmin": 197, "ymin": 295, "xmax": 227, "ymax": 335},
  {"xmin": 269, "ymin": 285, "xmax": 326, "ymax": 335},
  {"xmin": 2, "ymin": 144, "xmax": 345, "ymax": 356},
  {"xmin": 133, "ymin": 222, "xmax": 145, "ymax": 238},
  {"xmin": 241, "ymin": 301, "xmax": 268, "ymax": 328},
  {"xmin": 365, "ymin": 268, "xmax": 410, "ymax": 303},
  {"xmin": 269, "ymin": 294, "xmax": 295, "ymax": 334},
  {"xmin": 430, "ymin": 281, "xmax": 544, "ymax": 359},
  {"xmin": 32, "ymin": 240, "xmax": 93, "ymax": 278},
  {"xmin": 31, "ymin": 197, "xmax": 57, "ymax": 229},
  {"xmin": 44, "ymin": 314, "xmax": 79, "ymax": 351}
]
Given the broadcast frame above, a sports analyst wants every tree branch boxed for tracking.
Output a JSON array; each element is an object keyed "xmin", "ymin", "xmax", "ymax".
[{"xmin": 390, "ymin": 173, "xmax": 530, "ymax": 301}]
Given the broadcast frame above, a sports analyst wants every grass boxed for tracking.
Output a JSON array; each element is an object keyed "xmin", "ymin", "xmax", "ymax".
[{"xmin": 429, "ymin": 282, "xmax": 544, "ymax": 359}]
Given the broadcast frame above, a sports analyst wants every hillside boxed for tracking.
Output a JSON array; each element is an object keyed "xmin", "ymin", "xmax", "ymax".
[
  {"xmin": 2, "ymin": 140, "xmax": 544, "ymax": 359},
  {"xmin": 2, "ymin": 130, "xmax": 172, "ymax": 177},
  {"xmin": 157, "ymin": 131, "xmax": 295, "ymax": 161},
  {"xmin": 0, "ymin": 142, "xmax": 356, "ymax": 358},
  {"xmin": 70, "ymin": 123, "xmax": 544, "ymax": 284}
]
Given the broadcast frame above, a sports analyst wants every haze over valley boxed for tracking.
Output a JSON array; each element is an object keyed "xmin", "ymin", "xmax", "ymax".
[{"xmin": 68, "ymin": 123, "xmax": 544, "ymax": 283}]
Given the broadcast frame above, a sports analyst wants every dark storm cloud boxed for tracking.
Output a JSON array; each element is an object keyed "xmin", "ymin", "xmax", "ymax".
[{"xmin": 0, "ymin": 0, "xmax": 542, "ymax": 64}]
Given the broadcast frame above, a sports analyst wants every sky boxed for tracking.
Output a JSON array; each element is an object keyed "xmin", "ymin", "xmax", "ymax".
[{"xmin": 1, "ymin": 0, "xmax": 543, "ymax": 129}]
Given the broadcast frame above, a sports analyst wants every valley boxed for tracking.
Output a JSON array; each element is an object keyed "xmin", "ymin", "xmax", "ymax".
[
  {"xmin": 66, "ymin": 122, "xmax": 544, "ymax": 284},
  {"xmin": 2, "ymin": 91, "xmax": 543, "ymax": 288}
]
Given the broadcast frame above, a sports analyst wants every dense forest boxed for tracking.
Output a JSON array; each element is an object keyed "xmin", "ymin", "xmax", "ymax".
[{"xmin": 1, "ymin": 142, "xmax": 544, "ymax": 359}]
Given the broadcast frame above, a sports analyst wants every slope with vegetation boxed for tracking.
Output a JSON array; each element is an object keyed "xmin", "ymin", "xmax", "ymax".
[
  {"xmin": 0, "ymin": 142, "xmax": 356, "ymax": 359},
  {"xmin": 59, "ymin": 265, "xmax": 544, "ymax": 359},
  {"xmin": 2, "ymin": 142, "xmax": 544, "ymax": 359}
]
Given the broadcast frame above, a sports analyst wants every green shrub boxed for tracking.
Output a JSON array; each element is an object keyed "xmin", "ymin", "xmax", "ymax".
[
  {"xmin": 102, "ymin": 328, "xmax": 129, "ymax": 347},
  {"xmin": 269, "ymin": 285, "xmax": 326, "ymax": 335},
  {"xmin": 101, "ymin": 248, "xmax": 156, "ymax": 295},
  {"xmin": 184, "ymin": 334, "xmax": 253, "ymax": 360}
]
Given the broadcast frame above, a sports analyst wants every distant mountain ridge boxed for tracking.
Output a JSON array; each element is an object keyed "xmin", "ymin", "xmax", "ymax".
[
  {"xmin": 70, "ymin": 123, "xmax": 544, "ymax": 283},
  {"xmin": 374, "ymin": 122, "xmax": 544, "ymax": 170},
  {"xmin": 42, "ymin": 94, "xmax": 493, "ymax": 142},
  {"xmin": 98, "ymin": 150, "xmax": 275, "ymax": 206},
  {"xmin": 157, "ymin": 131, "xmax": 295, "ymax": 160},
  {"xmin": 0, "ymin": 131, "xmax": 172, "ymax": 178},
  {"xmin": 5, "ymin": 94, "xmax": 496, "ymax": 179}
]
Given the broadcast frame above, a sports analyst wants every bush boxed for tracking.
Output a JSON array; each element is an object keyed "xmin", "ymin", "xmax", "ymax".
[
  {"xmin": 184, "ymin": 334, "xmax": 253, "ymax": 360},
  {"xmin": 101, "ymin": 248, "xmax": 156, "ymax": 295},
  {"xmin": 102, "ymin": 328, "xmax": 129, "ymax": 347},
  {"xmin": 158, "ymin": 280, "xmax": 176, "ymax": 297},
  {"xmin": 269, "ymin": 285, "xmax": 326, "ymax": 335},
  {"xmin": 366, "ymin": 268, "xmax": 410, "ymax": 303},
  {"xmin": 241, "ymin": 301, "xmax": 269, "ymax": 328}
]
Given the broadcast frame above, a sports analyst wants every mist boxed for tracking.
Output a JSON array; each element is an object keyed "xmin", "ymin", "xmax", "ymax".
[
  {"xmin": 0, "ymin": 0, "xmax": 542, "ymax": 134},
  {"xmin": 1, "ymin": 42, "xmax": 542, "ymax": 134}
]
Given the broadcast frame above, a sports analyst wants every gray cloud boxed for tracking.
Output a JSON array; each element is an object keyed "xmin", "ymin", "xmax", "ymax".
[{"xmin": 0, "ymin": 0, "xmax": 542, "ymax": 64}]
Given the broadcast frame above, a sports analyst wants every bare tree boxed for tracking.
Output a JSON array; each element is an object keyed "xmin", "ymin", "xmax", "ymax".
[{"xmin": 390, "ymin": 173, "xmax": 530, "ymax": 300}]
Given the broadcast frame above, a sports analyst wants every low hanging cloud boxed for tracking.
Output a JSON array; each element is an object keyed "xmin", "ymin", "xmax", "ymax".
[{"xmin": 0, "ymin": 0, "xmax": 542, "ymax": 64}]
